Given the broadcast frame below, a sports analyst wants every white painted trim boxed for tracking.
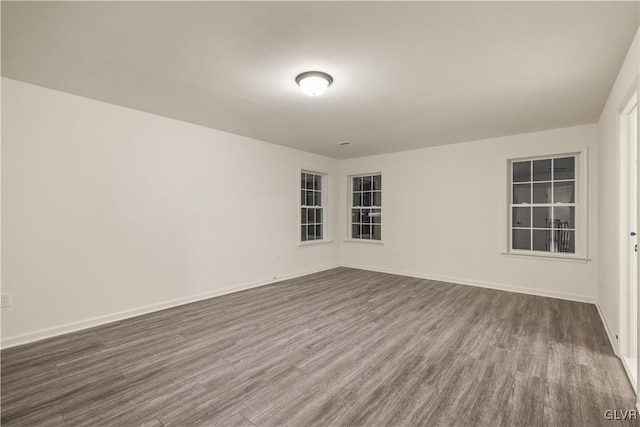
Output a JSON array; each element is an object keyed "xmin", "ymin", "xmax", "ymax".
[
  {"xmin": 2, "ymin": 263, "xmax": 600, "ymax": 349},
  {"xmin": 346, "ymin": 171, "xmax": 383, "ymax": 242},
  {"xmin": 617, "ymin": 75, "xmax": 639, "ymax": 115},
  {"xmin": 597, "ymin": 302, "xmax": 619, "ymax": 356},
  {"xmin": 1, "ymin": 264, "xmax": 340, "ymax": 349},
  {"xmin": 500, "ymin": 251, "xmax": 590, "ymax": 263},
  {"xmin": 622, "ymin": 356, "xmax": 638, "ymax": 394},
  {"xmin": 617, "ymin": 81, "xmax": 640, "ymax": 371},
  {"xmin": 299, "ymin": 239, "xmax": 334, "ymax": 247},
  {"xmin": 300, "ymin": 168, "xmax": 329, "ymax": 244},
  {"xmin": 341, "ymin": 263, "xmax": 596, "ymax": 304},
  {"xmin": 342, "ymin": 239, "xmax": 385, "ymax": 245},
  {"xmin": 503, "ymin": 149, "xmax": 589, "ymax": 258}
]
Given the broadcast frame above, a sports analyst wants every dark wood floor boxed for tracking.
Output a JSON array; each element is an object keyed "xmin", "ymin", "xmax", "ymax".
[{"xmin": 1, "ymin": 267, "xmax": 637, "ymax": 426}]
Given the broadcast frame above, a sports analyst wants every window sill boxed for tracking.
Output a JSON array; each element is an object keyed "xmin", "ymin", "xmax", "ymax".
[
  {"xmin": 501, "ymin": 250, "xmax": 590, "ymax": 263},
  {"xmin": 299, "ymin": 239, "xmax": 334, "ymax": 247},
  {"xmin": 343, "ymin": 239, "xmax": 385, "ymax": 245}
]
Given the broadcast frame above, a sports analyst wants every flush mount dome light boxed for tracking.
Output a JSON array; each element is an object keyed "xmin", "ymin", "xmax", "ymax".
[{"xmin": 295, "ymin": 71, "xmax": 333, "ymax": 96}]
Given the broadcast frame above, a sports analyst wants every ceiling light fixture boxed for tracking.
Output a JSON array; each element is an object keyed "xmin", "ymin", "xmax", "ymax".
[{"xmin": 295, "ymin": 71, "xmax": 333, "ymax": 96}]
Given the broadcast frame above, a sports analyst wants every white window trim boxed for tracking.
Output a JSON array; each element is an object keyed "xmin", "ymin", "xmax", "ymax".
[
  {"xmin": 343, "ymin": 238, "xmax": 385, "ymax": 245},
  {"xmin": 299, "ymin": 168, "xmax": 332, "ymax": 246},
  {"xmin": 299, "ymin": 239, "xmax": 334, "ymax": 247},
  {"xmin": 347, "ymin": 172, "xmax": 384, "ymax": 244},
  {"xmin": 502, "ymin": 149, "xmax": 589, "ymax": 261}
]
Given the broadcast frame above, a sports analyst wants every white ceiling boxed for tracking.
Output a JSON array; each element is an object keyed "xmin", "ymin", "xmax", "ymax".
[{"xmin": 2, "ymin": 1, "xmax": 638, "ymax": 159}]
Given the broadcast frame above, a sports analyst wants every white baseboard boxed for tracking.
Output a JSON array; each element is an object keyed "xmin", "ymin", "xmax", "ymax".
[
  {"xmin": 1, "ymin": 264, "xmax": 340, "ymax": 349},
  {"xmin": 598, "ymin": 302, "xmax": 639, "ymax": 396},
  {"xmin": 621, "ymin": 356, "xmax": 638, "ymax": 394},
  {"xmin": 596, "ymin": 302, "xmax": 619, "ymax": 356},
  {"xmin": 0, "ymin": 263, "xmax": 600, "ymax": 349},
  {"xmin": 341, "ymin": 263, "xmax": 597, "ymax": 304}
]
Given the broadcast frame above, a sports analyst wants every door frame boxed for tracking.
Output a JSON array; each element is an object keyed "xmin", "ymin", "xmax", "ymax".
[{"xmin": 618, "ymin": 77, "xmax": 640, "ymax": 394}]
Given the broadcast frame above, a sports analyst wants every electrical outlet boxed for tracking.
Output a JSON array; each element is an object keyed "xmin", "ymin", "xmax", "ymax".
[{"xmin": 1, "ymin": 293, "xmax": 11, "ymax": 308}]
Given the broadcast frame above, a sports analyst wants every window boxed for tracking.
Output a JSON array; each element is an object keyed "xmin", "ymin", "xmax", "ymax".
[
  {"xmin": 350, "ymin": 173, "xmax": 382, "ymax": 241},
  {"xmin": 301, "ymin": 171, "xmax": 324, "ymax": 242},
  {"xmin": 510, "ymin": 155, "xmax": 578, "ymax": 254}
]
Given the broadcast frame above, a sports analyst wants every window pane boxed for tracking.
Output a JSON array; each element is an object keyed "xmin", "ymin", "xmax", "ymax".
[
  {"xmin": 371, "ymin": 209, "xmax": 381, "ymax": 224},
  {"xmin": 301, "ymin": 225, "xmax": 307, "ymax": 241},
  {"xmin": 554, "ymin": 181, "xmax": 575, "ymax": 203},
  {"xmin": 353, "ymin": 176, "xmax": 362, "ymax": 191},
  {"xmin": 301, "ymin": 190, "xmax": 305, "ymax": 205},
  {"xmin": 513, "ymin": 161, "xmax": 531, "ymax": 182},
  {"xmin": 533, "ymin": 230, "xmax": 551, "ymax": 252},
  {"xmin": 373, "ymin": 191, "xmax": 382, "ymax": 207},
  {"xmin": 316, "ymin": 225, "xmax": 323, "ymax": 240},
  {"xmin": 513, "ymin": 183, "xmax": 531, "ymax": 204},
  {"xmin": 512, "ymin": 229, "xmax": 531, "ymax": 250},
  {"xmin": 553, "ymin": 206, "xmax": 575, "ymax": 229},
  {"xmin": 362, "ymin": 176, "xmax": 373, "ymax": 191},
  {"xmin": 512, "ymin": 207, "xmax": 531, "ymax": 228},
  {"xmin": 307, "ymin": 208, "xmax": 314, "ymax": 223},
  {"xmin": 372, "ymin": 225, "xmax": 381, "ymax": 240},
  {"xmin": 554, "ymin": 230, "xmax": 575, "ymax": 253},
  {"xmin": 353, "ymin": 192, "xmax": 362, "ymax": 207},
  {"xmin": 314, "ymin": 191, "xmax": 322, "ymax": 207},
  {"xmin": 533, "ymin": 182, "xmax": 551, "ymax": 204},
  {"xmin": 316, "ymin": 209, "xmax": 323, "ymax": 225},
  {"xmin": 306, "ymin": 191, "xmax": 314, "ymax": 206},
  {"xmin": 533, "ymin": 159, "xmax": 552, "ymax": 181},
  {"xmin": 509, "ymin": 155, "xmax": 579, "ymax": 254},
  {"xmin": 313, "ymin": 174, "xmax": 322, "ymax": 191},
  {"xmin": 351, "ymin": 174, "xmax": 381, "ymax": 240},
  {"xmin": 373, "ymin": 175, "xmax": 382, "ymax": 191},
  {"xmin": 301, "ymin": 208, "xmax": 307, "ymax": 225},
  {"xmin": 301, "ymin": 173, "xmax": 307, "ymax": 190},
  {"xmin": 306, "ymin": 174, "xmax": 314, "ymax": 189},
  {"xmin": 308, "ymin": 225, "xmax": 316, "ymax": 240},
  {"xmin": 362, "ymin": 192, "xmax": 373, "ymax": 207},
  {"xmin": 554, "ymin": 157, "xmax": 575, "ymax": 180},
  {"xmin": 352, "ymin": 209, "xmax": 361, "ymax": 223},
  {"xmin": 532, "ymin": 207, "xmax": 551, "ymax": 228},
  {"xmin": 362, "ymin": 209, "xmax": 371, "ymax": 223}
]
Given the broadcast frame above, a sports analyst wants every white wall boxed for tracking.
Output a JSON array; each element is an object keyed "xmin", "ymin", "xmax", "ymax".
[
  {"xmin": 1, "ymin": 78, "xmax": 340, "ymax": 347},
  {"xmin": 340, "ymin": 124, "xmax": 599, "ymax": 302},
  {"xmin": 598, "ymin": 29, "xmax": 640, "ymax": 346},
  {"xmin": 6, "ymin": 39, "xmax": 638, "ymax": 348}
]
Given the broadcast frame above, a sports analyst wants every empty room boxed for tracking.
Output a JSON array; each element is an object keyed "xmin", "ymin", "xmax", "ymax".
[{"xmin": 2, "ymin": 1, "xmax": 640, "ymax": 426}]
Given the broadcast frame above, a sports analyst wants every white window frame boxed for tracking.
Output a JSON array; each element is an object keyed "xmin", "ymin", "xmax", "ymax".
[
  {"xmin": 347, "ymin": 172, "xmax": 383, "ymax": 243},
  {"xmin": 300, "ymin": 169, "xmax": 331, "ymax": 246},
  {"xmin": 504, "ymin": 150, "xmax": 588, "ymax": 260}
]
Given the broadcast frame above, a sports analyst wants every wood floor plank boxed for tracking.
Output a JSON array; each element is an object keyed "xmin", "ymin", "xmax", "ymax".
[{"xmin": 2, "ymin": 267, "xmax": 638, "ymax": 426}]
